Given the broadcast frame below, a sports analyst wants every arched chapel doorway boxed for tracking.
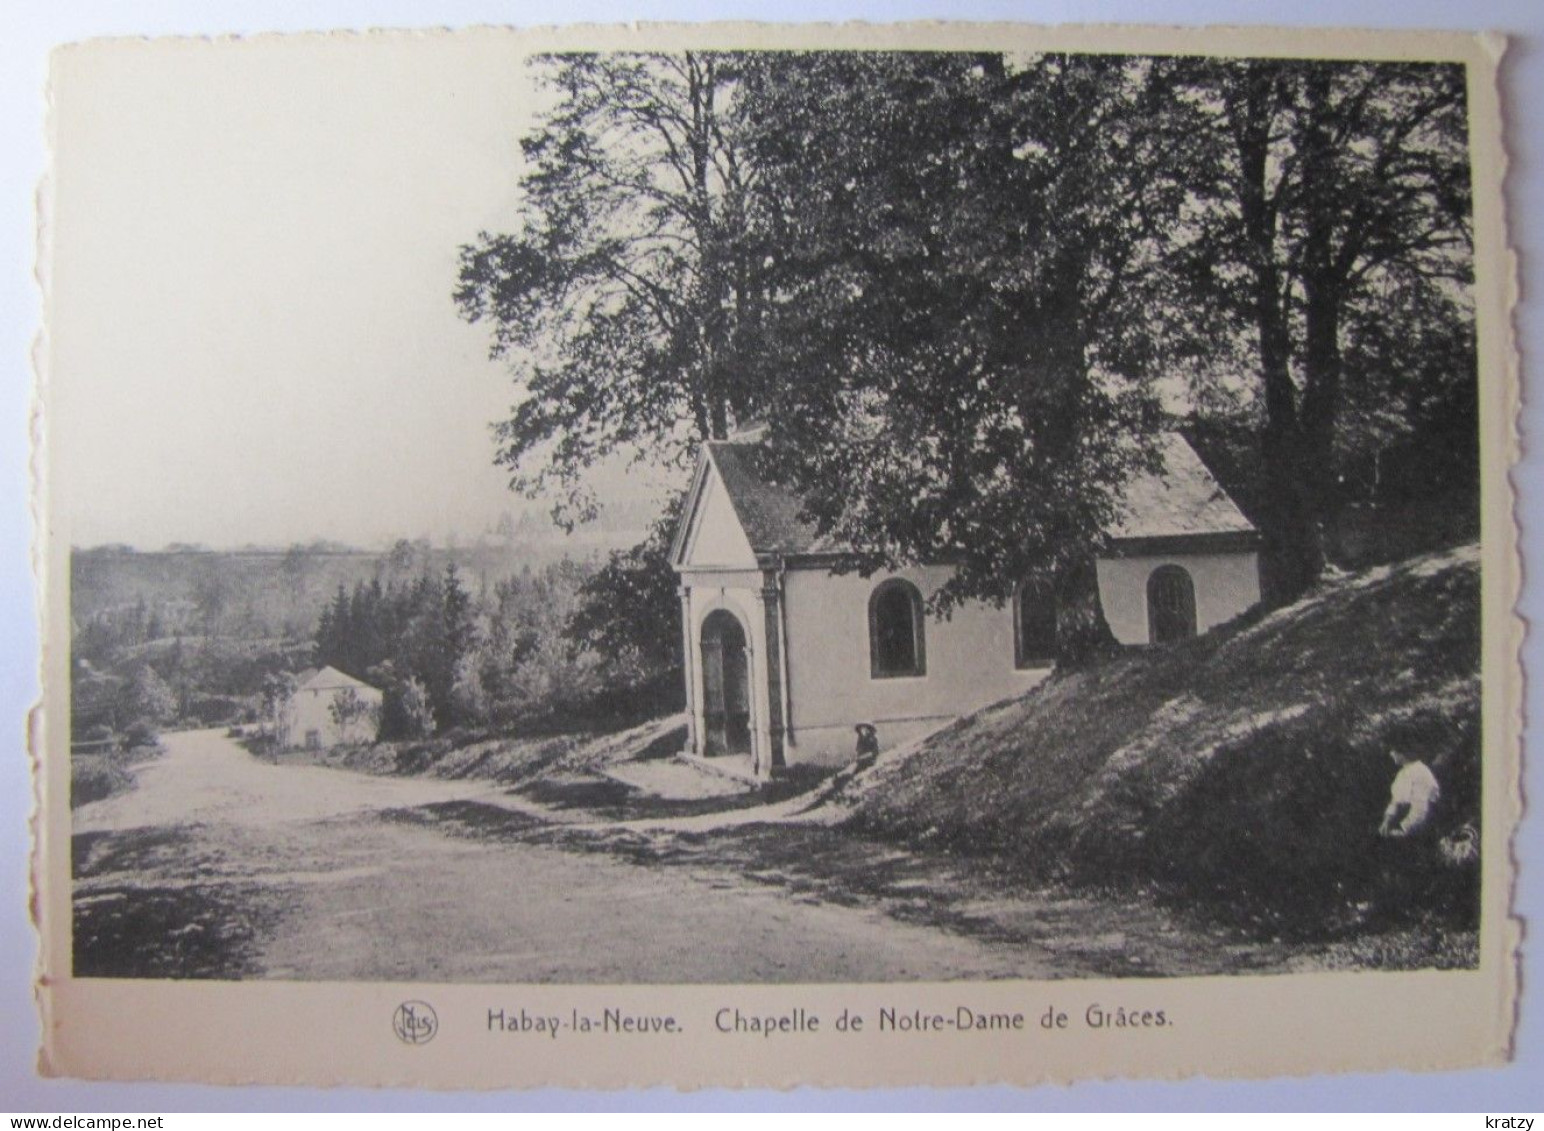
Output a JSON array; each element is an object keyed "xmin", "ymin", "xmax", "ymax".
[
  {"xmin": 700, "ymin": 609, "xmax": 752, "ymax": 757},
  {"xmin": 1147, "ymin": 565, "xmax": 1197, "ymax": 645}
]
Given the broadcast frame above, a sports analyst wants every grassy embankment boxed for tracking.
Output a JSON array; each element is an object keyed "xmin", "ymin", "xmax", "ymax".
[{"xmin": 845, "ymin": 544, "xmax": 1483, "ymax": 948}]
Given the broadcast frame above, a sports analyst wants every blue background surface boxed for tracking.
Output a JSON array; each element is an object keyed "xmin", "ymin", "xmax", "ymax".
[{"xmin": 3, "ymin": 0, "xmax": 1538, "ymax": 1111}]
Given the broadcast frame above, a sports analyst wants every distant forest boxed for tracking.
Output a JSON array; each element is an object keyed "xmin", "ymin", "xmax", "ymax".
[{"xmin": 69, "ymin": 522, "xmax": 680, "ymax": 748}]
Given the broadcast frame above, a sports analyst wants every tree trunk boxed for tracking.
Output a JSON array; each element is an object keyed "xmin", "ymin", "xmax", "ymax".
[
  {"xmin": 1233, "ymin": 63, "xmax": 1323, "ymax": 603},
  {"xmin": 1054, "ymin": 555, "xmax": 1120, "ymax": 667},
  {"xmin": 1298, "ymin": 68, "xmax": 1347, "ymax": 563},
  {"xmin": 1300, "ymin": 271, "xmax": 1344, "ymax": 558}
]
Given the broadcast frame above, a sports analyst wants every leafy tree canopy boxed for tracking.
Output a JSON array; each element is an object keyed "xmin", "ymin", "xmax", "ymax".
[
  {"xmin": 456, "ymin": 52, "xmax": 773, "ymax": 524},
  {"xmin": 457, "ymin": 50, "xmax": 1477, "ymax": 612}
]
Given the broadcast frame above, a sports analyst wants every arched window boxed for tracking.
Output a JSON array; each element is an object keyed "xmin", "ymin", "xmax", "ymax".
[
  {"xmin": 1014, "ymin": 582, "xmax": 1057, "ymax": 668},
  {"xmin": 1147, "ymin": 565, "xmax": 1197, "ymax": 645},
  {"xmin": 869, "ymin": 579, "xmax": 926, "ymax": 678}
]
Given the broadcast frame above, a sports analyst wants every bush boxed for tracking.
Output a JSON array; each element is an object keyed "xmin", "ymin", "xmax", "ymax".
[
  {"xmin": 183, "ymin": 693, "xmax": 247, "ymax": 727},
  {"xmin": 81, "ymin": 724, "xmax": 117, "ymax": 749},
  {"xmin": 380, "ymin": 675, "xmax": 436, "ymax": 740},
  {"xmin": 71, "ymin": 755, "xmax": 130, "ymax": 808},
  {"xmin": 121, "ymin": 717, "xmax": 160, "ymax": 750},
  {"xmin": 117, "ymin": 665, "xmax": 177, "ymax": 724},
  {"xmin": 449, "ymin": 654, "xmax": 490, "ymax": 728}
]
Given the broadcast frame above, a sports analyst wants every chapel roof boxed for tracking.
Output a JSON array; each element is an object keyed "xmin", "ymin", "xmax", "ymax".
[
  {"xmin": 704, "ymin": 441, "xmax": 831, "ymax": 556},
  {"xmin": 691, "ymin": 430, "xmax": 1254, "ymax": 562},
  {"xmin": 1105, "ymin": 432, "xmax": 1256, "ymax": 541}
]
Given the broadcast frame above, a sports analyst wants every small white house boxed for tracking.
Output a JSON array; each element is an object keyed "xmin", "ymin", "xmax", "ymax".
[
  {"xmin": 277, "ymin": 665, "xmax": 383, "ymax": 750},
  {"xmin": 669, "ymin": 431, "xmax": 1260, "ymax": 778}
]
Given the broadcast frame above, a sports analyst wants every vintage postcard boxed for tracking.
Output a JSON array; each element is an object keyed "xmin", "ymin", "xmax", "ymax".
[{"xmin": 32, "ymin": 21, "xmax": 1519, "ymax": 1089}]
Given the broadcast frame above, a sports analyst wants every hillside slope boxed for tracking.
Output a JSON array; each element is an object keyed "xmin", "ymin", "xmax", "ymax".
[{"xmin": 847, "ymin": 544, "xmax": 1482, "ymax": 937}]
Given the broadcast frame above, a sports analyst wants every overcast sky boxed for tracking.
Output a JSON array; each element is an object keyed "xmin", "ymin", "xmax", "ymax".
[{"xmin": 45, "ymin": 32, "xmax": 676, "ymax": 550}]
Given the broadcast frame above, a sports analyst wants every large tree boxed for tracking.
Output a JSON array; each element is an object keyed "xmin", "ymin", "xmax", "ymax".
[
  {"xmin": 461, "ymin": 50, "xmax": 1193, "ymax": 651},
  {"xmin": 459, "ymin": 50, "xmax": 1475, "ymax": 633},
  {"xmin": 455, "ymin": 52, "xmax": 772, "ymax": 523},
  {"xmin": 1173, "ymin": 57, "xmax": 1473, "ymax": 599},
  {"xmin": 735, "ymin": 52, "xmax": 1188, "ymax": 621}
]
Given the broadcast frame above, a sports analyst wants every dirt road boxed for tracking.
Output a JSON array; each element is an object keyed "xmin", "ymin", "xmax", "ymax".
[{"xmin": 72, "ymin": 729, "xmax": 1051, "ymax": 981}]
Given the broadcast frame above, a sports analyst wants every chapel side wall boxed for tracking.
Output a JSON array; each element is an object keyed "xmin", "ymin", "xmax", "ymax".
[
  {"xmin": 1096, "ymin": 550, "xmax": 1261, "ymax": 646},
  {"xmin": 781, "ymin": 566, "xmax": 1049, "ymax": 765}
]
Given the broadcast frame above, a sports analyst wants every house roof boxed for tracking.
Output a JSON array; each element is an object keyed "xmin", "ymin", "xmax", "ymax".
[
  {"xmin": 676, "ymin": 430, "xmax": 1255, "ymax": 565},
  {"xmin": 296, "ymin": 665, "xmax": 378, "ymax": 694}
]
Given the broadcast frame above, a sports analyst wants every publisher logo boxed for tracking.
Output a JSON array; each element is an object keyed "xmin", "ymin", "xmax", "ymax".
[{"xmin": 393, "ymin": 1000, "xmax": 439, "ymax": 1045}]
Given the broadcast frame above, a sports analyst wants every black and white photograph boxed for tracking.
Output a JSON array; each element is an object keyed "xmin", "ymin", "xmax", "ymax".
[{"xmin": 31, "ymin": 20, "xmax": 1518, "ymax": 1089}]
